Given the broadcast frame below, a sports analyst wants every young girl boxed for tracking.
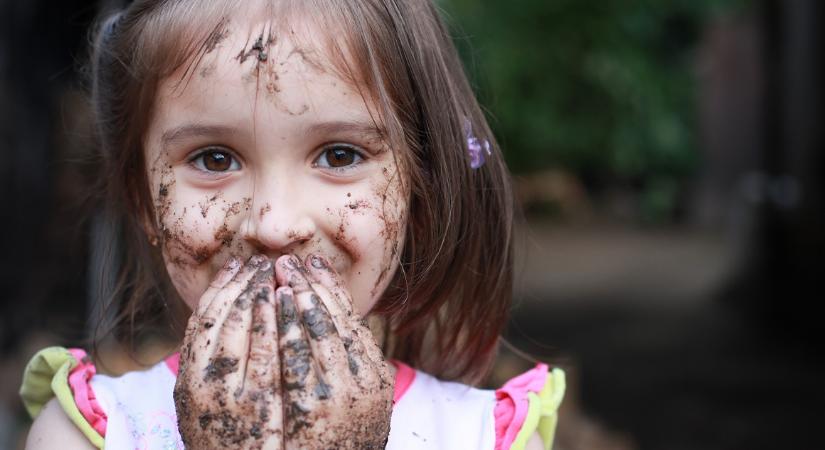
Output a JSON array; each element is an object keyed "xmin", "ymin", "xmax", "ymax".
[{"xmin": 20, "ymin": 0, "xmax": 564, "ymax": 448}]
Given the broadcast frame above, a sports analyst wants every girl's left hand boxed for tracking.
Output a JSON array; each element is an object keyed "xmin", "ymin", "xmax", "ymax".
[{"xmin": 273, "ymin": 254, "xmax": 394, "ymax": 449}]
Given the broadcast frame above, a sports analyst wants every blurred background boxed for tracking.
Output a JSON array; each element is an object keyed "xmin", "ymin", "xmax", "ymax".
[{"xmin": 1, "ymin": 0, "xmax": 822, "ymax": 449}]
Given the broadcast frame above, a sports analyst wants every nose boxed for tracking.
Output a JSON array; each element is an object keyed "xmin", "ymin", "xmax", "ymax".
[{"xmin": 240, "ymin": 179, "xmax": 316, "ymax": 253}]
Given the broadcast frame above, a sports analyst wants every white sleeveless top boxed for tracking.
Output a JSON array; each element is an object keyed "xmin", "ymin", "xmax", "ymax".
[{"xmin": 21, "ymin": 347, "xmax": 565, "ymax": 450}]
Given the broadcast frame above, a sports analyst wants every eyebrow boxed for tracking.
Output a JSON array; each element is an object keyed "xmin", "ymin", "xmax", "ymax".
[
  {"xmin": 160, "ymin": 120, "xmax": 387, "ymax": 149},
  {"xmin": 304, "ymin": 120, "xmax": 386, "ymax": 141},
  {"xmin": 161, "ymin": 124, "xmax": 238, "ymax": 148}
]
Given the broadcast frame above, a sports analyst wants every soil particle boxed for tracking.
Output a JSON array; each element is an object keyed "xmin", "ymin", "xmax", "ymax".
[
  {"xmin": 286, "ymin": 402, "xmax": 310, "ymax": 437},
  {"xmin": 214, "ymin": 224, "xmax": 235, "ymax": 248},
  {"xmin": 204, "ymin": 356, "xmax": 239, "ymax": 382},
  {"xmin": 192, "ymin": 245, "xmax": 212, "ymax": 265},
  {"xmin": 173, "ymin": 386, "xmax": 195, "ymax": 446},
  {"xmin": 254, "ymin": 286, "xmax": 271, "ymax": 304},
  {"xmin": 233, "ymin": 293, "xmax": 252, "ymax": 311},
  {"xmin": 200, "ymin": 64, "xmax": 216, "ymax": 78},
  {"xmin": 259, "ymin": 405, "xmax": 270, "ymax": 423},
  {"xmin": 236, "ymin": 32, "xmax": 276, "ymax": 64},
  {"xmin": 347, "ymin": 352, "xmax": 360, "ymax": 376},
  {"xmin": 303, "ymin": 295, "xmax": 333, "ymax": 339},
  {"xmin": 347, "ymin": 199, "xmax": 370, "ymax": 211},
  {"xmin": 212, "ymin": 411, "xmax": 245, "ymax": 445},
  {"xmin": 225, "ymin": 201, "xmax": 242, "ymax": 216},
  {"xmin": 313, "ymin": 379, "xmax": 332, "ymax": 400},
  {"xmin": 249, "ymin": 423, "xmax": 262, "ymax": 439},
  {"xmin": 281, "ymin": 339, "xmax": 311, "ymax": 389},
  {"xmin": 258, "ymin": 203, "xmax": 271, "ymax": 219},
  {"xmin": 199, "ymin": 412, "xmax": 213, "ymax": 429},
  {"xmin": 199, "ymin": 192, "xmax": 223, "ymax": 218},
  {"xmin": 335, "ymin": 220, "xmax": 347, "ymax": 242},
  {"xmin": 204, "ymin": 21, "xmax": 229, "ymax": 54},
  {"xmin": 343, "ymin": 337, "xmax": 360, "ymax": 375},
  {"xmin": 212, "ymin": 390, "xmax": 227, "ymax": 408},
  {"xmin": 278, "ymin": 292, "xmax": 298, "ymax": 328}
]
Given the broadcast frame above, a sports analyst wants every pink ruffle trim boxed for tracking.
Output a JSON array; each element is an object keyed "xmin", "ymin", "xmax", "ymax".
[
  {"xmin": 390, "ymin": 360, "xmax": 416, "ymax": 404},
  {"xmin": 67, "ymin": 348, "xmax": 108, "ymax": 438},
  {"xmin": 493, "ymin": 363, "xmax": 549, "ymax": 450},
  {"xmin": 165, "ymin": 352, "xmax": 180, "ymax": 375}
]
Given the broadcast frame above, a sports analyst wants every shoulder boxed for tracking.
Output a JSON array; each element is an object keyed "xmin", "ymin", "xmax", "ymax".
[
  {"xmin": 26, "ymin": 398, "xmax": 96, "ymax": 450},
  {"xmin": 19, "ymin": 347, "xmax": 107, "ymax": 448},
  {"xmin": 387, "ymin": 362, "xmax": 565, "ymax": 450},
  {"xmin": 388, "ymin": 364, "xmax": 498, "ymax": 449},
  {"xmin": 493, "ymin": 364, "xmax": 566, "ymax": 450},
  {"xmin": 20, "ymin": 347, "xmax": 181, "ymax": 449}
]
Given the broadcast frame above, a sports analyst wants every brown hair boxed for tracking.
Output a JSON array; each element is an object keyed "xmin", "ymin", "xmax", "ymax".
[{"xmin": 90, "ymin": 0, "xmax": 514, "ymax": 384}]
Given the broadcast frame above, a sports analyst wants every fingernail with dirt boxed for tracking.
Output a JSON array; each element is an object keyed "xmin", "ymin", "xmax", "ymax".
[{"xmin": 248, "ymin": 254, "xmax": 267, "ymax": 267}]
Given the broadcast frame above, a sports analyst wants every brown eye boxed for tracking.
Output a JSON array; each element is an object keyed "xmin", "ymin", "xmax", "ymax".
[
  {"xmin": 192, "ymin": 148, "xmax": 240, "ymax": 172},
  {"xmin": 317, "ymin": 145, "xmax": 363, "ymax": 169}
]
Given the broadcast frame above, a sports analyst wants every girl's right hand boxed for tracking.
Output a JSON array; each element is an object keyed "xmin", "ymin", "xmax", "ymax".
[{"xmin": 174, "ymin": 255, "xmax": 285, "ymax": 449}]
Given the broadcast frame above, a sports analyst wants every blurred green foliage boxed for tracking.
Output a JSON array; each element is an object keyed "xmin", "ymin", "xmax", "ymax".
[{"xmin": 441, "ymin": 0, "xmax": 749, "ymax": 220}]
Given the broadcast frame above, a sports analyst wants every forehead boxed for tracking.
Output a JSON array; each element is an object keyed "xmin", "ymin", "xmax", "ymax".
[{"xmin": 152, "ymin": 10, "xmax": 376, "ymax": 132}]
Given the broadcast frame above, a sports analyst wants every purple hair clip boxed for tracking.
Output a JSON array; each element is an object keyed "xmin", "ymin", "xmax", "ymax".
[{"xmin": 464, "ymin": 117, "xmax": 491, "ymax": 169}]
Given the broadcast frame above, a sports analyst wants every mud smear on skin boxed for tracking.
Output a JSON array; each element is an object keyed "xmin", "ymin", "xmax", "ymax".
[
  {"xmin": 258, "ymin": 202, "xmax": 271, "ymax": 219},
  {"xmin": 198, "ymin": 20, "xmax": 230, "ymax": 78},
  {"xmin": 322, "ymin": 205, "xmax": 360, "ymax": 263},
  {"xmin": 204, "ymin": 356, "xmax": 240, "ymax": 382},
  {"xmin": 151, "ymin": 149, "xmax": 176, "ymax": 228},
  {"xmin": 236, "ymin": 31, "xmax": 275, "ymax": 64},
  {"xmin": 213, "ymin": 197, "xmax": 249, "ymax": 248},
  {"xmin": 278, "ymin": 292, "xmax": 313, "ymax": 391},
  {"xmin": 346, "ymin": 199, "xmax": 371, "ymax": 212},
  {"xmin": 238, "ymin": 27, "xmax": 322, "ymax": 116},
  {"xmin": 237, "ymin": 29, "xmax": 288, "ymax": 107},
  {"xmin": 342, "ymin": 336, "xmax": 360, "ymax": 375},
  {"xmin": 318, "ymin": 148, "xmax": 405, "ymax": 300},
  {"xmin": 200, "ymin": 191, "xmax": 224, "ymax": 218},
  {"xmin": 369, "ymin": 163, "xmax": 406, "ymax": 299},
  {"xmin": 152, "ymin": 154, "xmax": 252, "ymax": 269},
  {"xmin": 205, "ymin": 20, "xmax": 230, "ymax": 54},
  {"xmin": 302, "ymin": 294, "xmax": 334, "ymax": 339},
  {"xmin": 283, "ymin": 392, "xmax": 392, "ymax": 448},
  {"xmin": 149, "ymin": 153, "xmax": 216, "ymax": 288},
  {"xmin": 177, "ymin": 262, "xmax": 282, "ymax": 449},
  {"xmin": 278, "ymin": 260, "xmax": 393, "ymax": 448}
]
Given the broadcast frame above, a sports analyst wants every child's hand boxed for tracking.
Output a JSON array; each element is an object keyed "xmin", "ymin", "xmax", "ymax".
[
  {"xmin": 174, "ymin": 255, "xmax": 285, "ymax": 449},
  {"xmin": 273, "ymin": 254, "xmax": 393, "ymax": 449},
  {"xmin": 173, "ymin": 254, "xmax": 393, "ymax": 449}
]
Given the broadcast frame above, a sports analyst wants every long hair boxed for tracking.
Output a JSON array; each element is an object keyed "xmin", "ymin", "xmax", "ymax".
[{"xmin": 89, "ymin": 0, "xmax": 514, "ymax": 384}]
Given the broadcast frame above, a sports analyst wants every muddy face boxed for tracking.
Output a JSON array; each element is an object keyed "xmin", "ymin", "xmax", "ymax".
[{"xmin": 143, "ymin": 11, "xmax": 407, "ymax": 317}]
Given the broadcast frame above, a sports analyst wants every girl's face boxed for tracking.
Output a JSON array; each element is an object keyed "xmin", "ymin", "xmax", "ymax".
[{"xmin": 143, "ymin": 17, "xmax": 407, "ymax": 316}]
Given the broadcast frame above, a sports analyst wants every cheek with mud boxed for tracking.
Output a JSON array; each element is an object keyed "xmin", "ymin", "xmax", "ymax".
[
  {"xmin": 149, "ymin": 153, "xmax": 250, "ymax": 294},
  {"xmin": 327, "ymin": 163, "xmax": 407, "ymax": 303}
]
